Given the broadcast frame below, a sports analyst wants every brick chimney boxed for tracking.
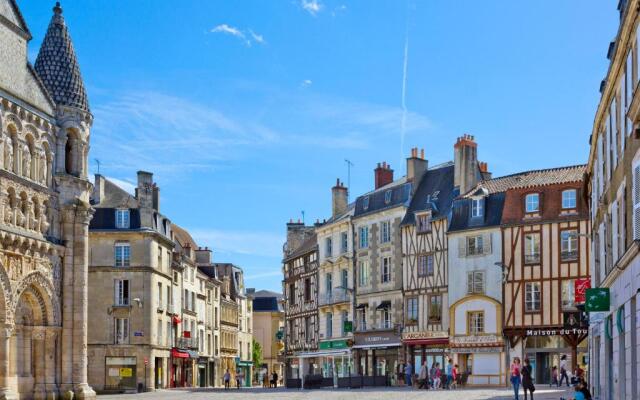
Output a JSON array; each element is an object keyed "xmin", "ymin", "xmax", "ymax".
[
  {"xmin": 332, "ymin": 178, "xmax": 348, "ymax": 217},
  {"xmin": 406, "ymin": 147, "xmax": 428, "ymax": 191},
  {"xmin": 195, "ymin": 247, "xmax": 213, "ymax": 264},
  {"xmin": 92, "ymin": 174, "xmax": 105, "ymax": 205},
  {"xmin": 478, "ymin": 161, "xmax": 492, "ymax": 180},
  {"xmin": 454, "ymin": 134, "xmax": 479, "ymax": 195},
  {"xmin": 285, "ymin": 220, "xmax": 314, "ymax": 256},
  {"xmin": 374, "ymin": 162, "xmax": 394, "ymax": 189}
]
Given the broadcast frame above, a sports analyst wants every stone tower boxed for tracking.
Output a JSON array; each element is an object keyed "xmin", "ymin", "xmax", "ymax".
[{"xmin": 0, "ymin": 1, "xmax": 95, "ymax": 399}]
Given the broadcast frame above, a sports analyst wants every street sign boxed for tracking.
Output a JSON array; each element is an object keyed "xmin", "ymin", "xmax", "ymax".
[
  {"xmin": 343, "ymin": 321, "xmax": 353, "ymax": 333},
  {"xmin": 585, "ymin": 288, "xmax": 610, "ymax": 312}
]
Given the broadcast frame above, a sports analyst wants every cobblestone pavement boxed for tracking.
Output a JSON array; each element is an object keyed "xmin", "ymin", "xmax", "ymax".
[{"xmin": 98, "ymin": 386, "xmax": 576, "ymax": 400}]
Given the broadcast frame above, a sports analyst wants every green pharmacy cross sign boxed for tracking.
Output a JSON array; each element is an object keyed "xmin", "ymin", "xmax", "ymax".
[
  {"xmin": 585, "ymin": 288, "xmax": 610, "ymax": 312},
  {"xmin": 343, "ymin": 321, "xmax": 353, "ymax": 333}
]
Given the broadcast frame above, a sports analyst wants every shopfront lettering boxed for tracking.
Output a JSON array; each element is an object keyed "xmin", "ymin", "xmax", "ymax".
[
  {"xmin": 402, "ymin": 331, "xmax": 448, "ymax": 340},
  {"xmin": 525, "ymin": 328, "xmax": 588, "ymax": 336}
]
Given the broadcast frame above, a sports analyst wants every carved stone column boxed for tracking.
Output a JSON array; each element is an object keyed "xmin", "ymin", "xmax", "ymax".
[
  {"xmin": 44, "ymin": 327, "xmax": 59, "ymax": 399},
  {"xmin": 32, "ymin": 327, "xmax": 46, "ymax": 400},
  {"xmin": 0, "ymin": 325, "xmax": 17, "ymax": 400}
]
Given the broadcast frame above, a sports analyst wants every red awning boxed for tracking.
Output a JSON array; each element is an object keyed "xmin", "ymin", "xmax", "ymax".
[
  {"xmin": 171, "ymin": 349, "xmax": 189, "ymax": 359},
  {"xmin": 403, "ymin": 338, "xmax": 449, "ymax": 346},
  {"xmin": 172, "ymin": 315, "xmax": 181, "ymax": 324}
]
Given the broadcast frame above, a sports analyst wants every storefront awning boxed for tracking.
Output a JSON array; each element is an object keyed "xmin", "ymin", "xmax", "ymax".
[
  {"xmin": 356, "ymin": 303, "xmax": 368, "ymax": 309},
  {"xmin": 171, "ymin": 349, "xmax": 189, "ymax": 358},
  {"xmin": 352, "ymin": 343, "xmax": 401, "ymax": 349},
  {"xmin": 376, "ymin": 301, "xmax": 391, "ymax": 310}
]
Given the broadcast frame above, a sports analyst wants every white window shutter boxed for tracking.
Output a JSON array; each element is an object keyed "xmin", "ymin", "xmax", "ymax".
[
  {"xmin": 458, "ymin": 237, "xmax": 467, "ymax": 257},
  {"xmin": 634, "ymin": 165, "xmax": 640, "ymax": 240},
  {"xmin": 483, "ymin": 233, "xmax": 492, "ymax": 255}
]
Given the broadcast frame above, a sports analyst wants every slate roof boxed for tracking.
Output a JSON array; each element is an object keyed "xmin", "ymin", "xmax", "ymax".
[
  {"xmin": 449, "ymin": 192, "xmax": 506, "ymax": 232},
  {"xmin": 172, "ymin": 223, "xmax": 198, "ymax": 248},
  {"xmin": 463, "ymin": 164, "xmax": 586, "ymax": 197},
  {"xmin": 92, "ymin": 175, "xmax": 137, "ymax": 209},
  {"xmin": 401, "ymin": 162, "xmax": 456, "ymax": 226},
  {"xmin": 251, "ymin": 290, "xmax": 284, "ymax": 312},
  {"xmin": 354, "ymin": 178, "xmax": 412, "ymax": 219},
  {"xmin": 198, "ymin": 265, "xmax": 219, "ymax": 280},
  {"xmin": 34, "ymin": 2, "xmax": 89, "ymax": 112}
]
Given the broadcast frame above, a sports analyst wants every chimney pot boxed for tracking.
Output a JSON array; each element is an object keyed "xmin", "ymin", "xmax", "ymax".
[
  {"xmin": 375, "ymin": 161, "xmax": 394, "ymax": 189},
  {"xmin": 420, "ymin": 149, "xmax": 424, "ymax": 159}
]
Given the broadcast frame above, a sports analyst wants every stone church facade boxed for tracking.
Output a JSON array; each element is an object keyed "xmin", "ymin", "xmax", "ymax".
[{"xmin": 0, "ymin": 1, "xmax": 95, "ymax": 399}]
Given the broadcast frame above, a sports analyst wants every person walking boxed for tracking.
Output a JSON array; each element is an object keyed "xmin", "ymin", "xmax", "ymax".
[
  {"xmin": 521, "ymin": 358, "xmax": 535, "ymax": 400},
  {"xmin": 271, "ymin": 371, "xmax": 278, "ymax": 388},
  {"xmin": 236, "ymin": 369, "xmax": 242, "ymax": 389},
  {"xmin": 550, "ymin": 366, "xmax": 558, "ymax": 387},
  {"xmin": 433, "ymin": 362, "xmax": 442, "ymax": 389},
  {"xmin": 558, "ymin": 355, "xmax": 570, "ymax": 387},
  {"xmin": 445, "ymin": 358, "xmax": 453, "ymax": 389},
  {"xmin": 510, "ymin": 357, "xmax": 522, "ymax": 400},
  {"xmin": 224, "ymin": 369, "xmax": 231, "ymax": 390},
  {"xmin": 405, "ymin": 361, "xmax": 413, "ymax": 387},
  {"xmin": 418, "ymin": 360, "xmax": 428, "ymax": 389}
]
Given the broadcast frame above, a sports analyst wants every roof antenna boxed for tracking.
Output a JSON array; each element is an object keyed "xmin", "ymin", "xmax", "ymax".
[{"xmin": 94, "ymin": 158, "xmax": 101, "ymax": 175}]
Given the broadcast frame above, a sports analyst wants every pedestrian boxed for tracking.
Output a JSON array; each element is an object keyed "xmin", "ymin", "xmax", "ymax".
[
  {"xmin": 262, "ymin": 369, "xmax": 269, "ymax": 388},
  {"xmin": 271, "ymin": 371, "xmax": 278, "ymax": 388},
  {"xmin": 559, "ymin": 355, "xmax": 569, "ymax": 387},
  {"xmin": 224, "ymin": 369, "xmax": 231, "ymax": 390},
  {"xmin": 418, "ymin": 360, "xmax": 428, "ymax": 389},
  {"xmin": 405, "ymin": 360, "xmax": 413, "ymax": 387},
  {"xmin": 236, "ymin": 369, "xmax": 242, "ymax": 389},
  {"xmin": 550, "ymin": 366, "xmax": 558, "ymax": 387},
  {"xmin": 510, "ymin": 357, "xmax": 522, "ymax": 400},
  {"xmin": 521, "ymin": 358, "xmax": 535, "ymax": 400},
  {"xmin": 450, "ymin": 364, "xmax": 459, "ymax": 389},
  {"xmin": 445, "ymin": 358, "xmax": 453, "ymax": 389},
  {"xmin": 433, "ymin": 363, "xmax": 442, "ymax": 389}
]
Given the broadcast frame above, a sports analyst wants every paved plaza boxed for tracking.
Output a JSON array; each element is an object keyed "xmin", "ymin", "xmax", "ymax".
[{"xmin": 98, "ymin": 386, "xmax": 576, "ymax": 400}]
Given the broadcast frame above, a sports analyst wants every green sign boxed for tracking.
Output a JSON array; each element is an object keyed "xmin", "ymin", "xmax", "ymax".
[
  {"xmin": 585, "ymin": 288, "xmax": 610, "ymax": 312},
  {"xmin": 319, "ymin": 340, "xmax": 349, "ymax": 350},
  {"xmin": 343, "ymin": 321, "xmax": 353, "ymax": 333},
  {"xmin": 275, "ymin": 330, "xmax": 284, "ymax": 340}
]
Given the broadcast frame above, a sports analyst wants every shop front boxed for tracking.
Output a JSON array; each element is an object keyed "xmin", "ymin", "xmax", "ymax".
[
  {"xmin": 450, "ymin": 335, "xmax": 505, "ymax": 386},
  {"xmin": 402, "ymin": 330, "xmax": 449, "ymax": 383},
  {"xmin": 236, "ymin": 359, "xmax": 253, "ymax": 387},
  {"xmin": 318, "ymin": 339, "xmax": 353, "ymax": 387},
  {"xmin": 104, "ymin": 356, "xmax": 137, "ymax": 391},
  {"xmin": 353, "ymin": 331, "xmax": 402, "ymax": 387}
]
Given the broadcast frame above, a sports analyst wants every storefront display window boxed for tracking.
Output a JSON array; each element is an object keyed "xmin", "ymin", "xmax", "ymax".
[{"xmin": 105, "ymin": 356, "xmax": 137, "ymax": 390}]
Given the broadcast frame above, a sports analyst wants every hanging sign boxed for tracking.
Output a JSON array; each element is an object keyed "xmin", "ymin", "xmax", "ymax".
[
  {"xmin": 585, "ymin": 288, "xmax": 610, "ymax": 312},
  {"xmin": 574, "ymin": 279, "xmax": 591, "ymax": 303}
]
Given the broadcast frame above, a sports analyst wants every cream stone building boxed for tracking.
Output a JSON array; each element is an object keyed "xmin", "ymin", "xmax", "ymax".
[
  {"xmin": 0, "ymin": 1, "xmax": 96, "ymax": 399},
  {"xmin": 248, "ymin": 289, "xmax": 284, "ymax": 385},
  {"xmin": 87, "ymin": 172, "xmax": 175, "ymax": 392}
]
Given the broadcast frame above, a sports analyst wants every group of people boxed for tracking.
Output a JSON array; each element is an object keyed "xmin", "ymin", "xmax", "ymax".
[
  {"xmin": 261, "ymin": 370, "xmax": 279, "ymax": 388},
  {"xmin": 509, "ymin": 356, "xmax": 592, "ymax": 400},
  {"xmin": 222, "ymin": 368, "xmax": 278, "ymax": 390},
  {"xmin": 401, "ymin": 358, "xmax": 461, "ymax": 390}
]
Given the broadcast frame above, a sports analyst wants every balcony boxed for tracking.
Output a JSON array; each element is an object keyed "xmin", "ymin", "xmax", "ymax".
[
  {"xmin": 318, "ymin": 289, "xmax": 351, "ymax": 306},
  {"xmin": 177, "ymin": 336, "xmax": 198, "ymax": 349}
]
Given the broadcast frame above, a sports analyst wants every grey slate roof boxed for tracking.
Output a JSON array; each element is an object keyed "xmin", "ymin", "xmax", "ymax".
[
  {"xmin": 34, "ymin": 2, "xmax": 89, "ymax": 112},
  {"xmin": 401, "ymin": 162, "xmax": 456, "ymax": 226},
  {"xmin": 449, "ymin": 192, "xmax": 505, "ymax": 232},
  {"xmin": 354, "ymin": 178, "xmax": 412, "ymax": 219}
]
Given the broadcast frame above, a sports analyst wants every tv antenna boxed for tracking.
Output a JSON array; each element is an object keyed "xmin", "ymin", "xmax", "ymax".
[{"xmin": 345, "ymin": 159, "xmax": 354, "ymax": 201}]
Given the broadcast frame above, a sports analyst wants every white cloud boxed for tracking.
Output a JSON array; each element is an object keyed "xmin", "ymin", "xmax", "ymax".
[
  {"xmin": 301, "ymin": 0, "xmax": 322, "ymax": 16},
  {"xmin": 210, "ymin": 24, "xmax": 265, "ymax": 47},
  {"xmin": 331, "ymin": 4, "xmax": 347, "ymax": 17},
  {"xmin": 245, "ymin": 269, "xmax": 283, "ymax": 281},
  {"xmin": 301, "ymin": 79, "xmax": 313, "ymax": 87},
  {"xmin": 189, "ymin": 229, "xmax": 285, "ymax": 258}
]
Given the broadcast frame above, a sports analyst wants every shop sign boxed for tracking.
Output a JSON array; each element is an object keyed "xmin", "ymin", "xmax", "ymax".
[
  {"xmin": 401, "ymin": 331, "xmax": 447, "ymax": 340},
  {"xmin": 525, "ymin": 328, "xmax": 588, "ymax": 336},
  {"xmin": 563, "ymin": 312, "xmax": 588, "ymax": 329},
  {"xmin": 275, "ymin": 330, "xmax": 284, "ymax": 340},
  {"xmin": 106, "ymin": 357, "xmax": 136, "ymax": 365},
  {"xmin": 119, "ymin": 368, "xmax": 133, "ymax": 378},
  {"xmin": 450, "ymin": 335, "xmax": 503, "ymax": 347},
  {"xmin": 343, "ymin": 321, "xmax": 353, "ymax": 333},
  {"xmin": 451, "ymin": 347, "xmax": 501, "ymax": 354},
  {"xmin": 585, "ymin": 288, "xmax": 610, "ymax": 312},
  {"xmin": 423, "ymin": 348, "xmax": 446, "ymax": 354},
  {"xmin": 319, "ymin": 339, "xmax": 349, "ymax": 350},
  {"xmin": 354, "ymin": 331, "xmax": 401, "ymax": 347},
  {"xmin": 575, "ymin": 279, "xmax": 590, "ymax": 303}
]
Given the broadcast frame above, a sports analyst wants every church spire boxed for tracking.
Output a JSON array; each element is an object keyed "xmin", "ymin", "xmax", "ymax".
[{"xmin": 34, "ymin": 2, "xmax": 90, "ymax": 113}]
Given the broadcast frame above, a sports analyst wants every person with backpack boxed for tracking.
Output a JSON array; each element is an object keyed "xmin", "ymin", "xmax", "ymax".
[{"xmin": 521, "ymin": 358, "xmax": 535, "ymax": 400}]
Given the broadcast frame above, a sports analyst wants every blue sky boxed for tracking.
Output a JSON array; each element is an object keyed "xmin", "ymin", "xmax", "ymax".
[{"xmin": 22, "ymin": 1, "xmax": 616, "ymax": 292}]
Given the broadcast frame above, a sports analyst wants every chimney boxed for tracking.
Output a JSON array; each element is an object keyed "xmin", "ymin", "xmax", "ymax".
[
  {"xmin": 285, "ymin": 220, "xmax": 314, "ymax": 256},
  {"xmin": 332, "ymin": 178, "xmax": 348, "ymax": 217},
  {"xmin": 152, "ymin": 185, "xmax": 160, "ymax": 211},
  {"xmin": 136, "ymin": 171, "xmax": 155, "ymax": 228},
  {"xmin": 454, "ymin": 134, "xmax": 479, "ymax": 194},
  {"xmin": 92, "ymin": 174, "xmax": 105, "ymax": 205},
  {"xmin": 406, "ymin": 147, "xmax": 428, "ymax": 191},
  {"xmin": 374, "ymin": 162, "xmax": 394, "ymax": 189},
  {"xmin": 195, "ymin": 247, "xmax": 213, "ymax": 264},
  {"xmin": 479, "ymin": 161, "xmax": 492, "ymax": 180}
]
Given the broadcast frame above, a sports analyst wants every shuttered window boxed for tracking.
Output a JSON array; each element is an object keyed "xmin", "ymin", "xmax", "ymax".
[
  {"xmin": 634, "ymin": 163, "xmax": 640, "ymax": 240},
  {"xmin": 467, "ymin": 271, "xmax": 484, "ymax": 294}
]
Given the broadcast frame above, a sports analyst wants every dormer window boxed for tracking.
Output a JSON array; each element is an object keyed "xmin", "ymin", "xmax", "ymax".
[
  {"xmin": 363, "ymin": 196, "xmax": 370, "ymax": 210},
  {"xmin": 115, "ymin": 209, "xmax": 130, "ymax": 229},
  {"xmin": 384, "ymin": 190, "xmax": 392, "ymax": 204},
  {"xmin": 416, "ymin": 212, "xmax": 432, "ymax": 233},
  {"xmin": 562, "ymin": 189, "xmax": 577, "ymax": 209},
  {"xmin": 525, "ymin": 193, "xmax": 540, "ymax": 213},
  {"xmin": 471, "ymin": 198, "xmax": 484, "ymax": 218}
]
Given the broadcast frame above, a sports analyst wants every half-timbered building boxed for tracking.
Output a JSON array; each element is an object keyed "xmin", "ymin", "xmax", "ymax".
[
  {"xmin": 499, "ymin": 165, "xmax": 590, "ymax": 384},
  {"xmin": 282, "ymin": 222, "xmax": 319, "ymax": 387}
]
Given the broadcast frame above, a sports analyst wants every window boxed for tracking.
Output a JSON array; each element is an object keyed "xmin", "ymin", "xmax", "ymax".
[
  {"xmin": 363, "ymin": 196, "xmax": 370, "ymax": 210},
  {"xmin": 416, "ymin": 213, "xmax": 432, "ymax": 233},
  {"xmin": 384, "ymin": 190, "xmax": 392, "ymax": 204},
  {"xmin": 381, "ymin": 308, "xmax": 391, "ymax": 329},
  {"xmin": 325, "ymin": 237, "xmax": 333, "ymax": 257},
  {"xmin": 562, "ymin": 189, "xmax": 577, "ymax": 209},
  {"xmin": 157, "ymin": 246, "xmax": 163, "ymax": 269},
  {"xmin": 304, "ymin": 278, "xmax": 311, "ymax": 302},
  {"xmin": 380, "ymin": 220, "xmax": 391, "ymax": 243},
  {"xmin": 525, "ymin": 282, "xmax": 541, "ymax": 312},
  {"xmin": 325, "ymin": 273, "xmax": 332, "ymax": 296},
  {"xmin": 406, "ymin": 298, "xmax": 418, "ymax": 324},
  {"xmin": 468, "ymin": 312, "xmax": 484, "ymax": 335},
  {"xmin": 114, "ymin": 242, "xmax": 130, "ymax": 267},
  {"xmin": 525, "ymin": 193, "xmax": 540, "ymax": 213},
  {"xmin": 114, "ymin": 318, "xmax": 129, "ymax": 344},
  {"xmin": 289, "ymin": 283, "xmax": 295, "ymax": 306},
  {"xmin": 341, "ymin": 269, "xmax": 348, "ymax": 289},
  {"xmin": 524, "ymin": 233, "xmax": 541, "ymax": 264},
  {"xmin": 341, "ymin": 232, "xmax": 348, "ymax": 253},
  {"xmin": 466, "ymin": 235, "xmax": 484, "ymax": 256},
  {"xmin": 359, "ymin": 226, "xmax": 369, "ymax": 248},
  {"xmin": 341, "ymin": 311, "xmax": 349, "ymax": 336},
  {"xmin": 305, "ymin": 317, "xmax": 312, "ymax": 341},
  {"xmin": 114, "ymin": 279, "xmax": 129, "ymax": 306},
  {"xmin": 326, "ymin": 312, "xmax": 333, "ymax": 338},
  {"xmin": 561, "ymin": 280, "xmax": 576, "ymax": 310},
  {"xmin": 158, "ymin": 319, "xmax": 163, "ymax": 344},
  {"xmin": 381, "ymin": 257, "xmax": 391, "ymax": 283},
  {"xmin": 466, "ymin": 271, "xmax": 484, "ymax": 294},
  {"xmin": 633, "ymin": 163, "xmax": 640, "ymax": 240},
  {"xmin": 115, "ymin": 209, "xmax": 130, "ymax": 229},
  {"xmin": 157, "ymin": 282, "xmax": 162, "ymax": 308},
  {"xmin": 166, "ymin": 286, "xmax": 171, "ymax": 310},
  {"xmin": 428, "ymin": 295, "xmax": 442, "ymax": 324},
  {"xmin": 418, "ymin": 254, "xmax": 434, "ymax": 277},
  {"xmin": 358, "ymin": 309, "xmax": 367, "ymax": 330},
  {"xmin": 358, "ymin": 261, "xmax": 369, "ymax": 287},
  {"xmin": 471, "ymin": 198, "xmax": 484, "ymax": 218},
  {"xmin": 561, "ymin": 230, "xmax": 578, "ymax": 261}
]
